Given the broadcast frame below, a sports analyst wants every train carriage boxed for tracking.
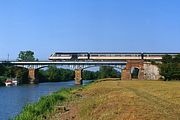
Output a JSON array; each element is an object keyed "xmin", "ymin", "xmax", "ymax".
[
  {"xmin": 49, "ymin": 52, "xmax": 179, "ymax": 61},
  {"xmin": 89, "ymin": 52, "xmax": 142, "ymax": 60}
]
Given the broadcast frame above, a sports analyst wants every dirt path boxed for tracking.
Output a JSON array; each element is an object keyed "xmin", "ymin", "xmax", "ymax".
[{"xmin": 49, "ymin": 79, "xmax": 180, "ymax": 120}]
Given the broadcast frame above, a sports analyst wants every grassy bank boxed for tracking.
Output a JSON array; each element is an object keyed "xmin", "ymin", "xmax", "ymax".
[
  {"xmin": 14, "ymin": 79, "xmax": 180, "ymax": 120},
  {"xmin": 14, "ymin": 87, "xmax": 78, "ymax": 120},
  {"xmin": 50, "ymin": 79, "xmax": 180, "ymax": 120}
]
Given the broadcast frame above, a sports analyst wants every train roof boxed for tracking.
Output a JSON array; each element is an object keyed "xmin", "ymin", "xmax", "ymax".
[
  {"xmin": 143, "ymin": 52, "xmax": 180, "ymax": 54},
  {"xmin": 53, "ymin": 52, "xmax": 180, "ymax": 54},
  {"xmin": 89, "ymin": 52, "xmax": 142, "ymax": 54},
  {"xmin": 54, "ymin": 52, "xmax": 89, "ymax": 54}
]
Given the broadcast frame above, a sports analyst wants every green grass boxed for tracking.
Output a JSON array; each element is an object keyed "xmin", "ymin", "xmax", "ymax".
[
  {"xmin": 49, "ymin": 79, "xmax": 180, "ymax": 120},
  {"xmin": 14, "ymin": 88, "xmax": 73, "ymax": 120},
  {"xmin": 14, "ymin": 79, "xmax": 180, "ymax": 120}
]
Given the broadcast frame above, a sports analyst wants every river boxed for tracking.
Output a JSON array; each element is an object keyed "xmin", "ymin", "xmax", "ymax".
[{"xmin": 0, "ymin": 80, "xmax": 91, "ymax": 120}]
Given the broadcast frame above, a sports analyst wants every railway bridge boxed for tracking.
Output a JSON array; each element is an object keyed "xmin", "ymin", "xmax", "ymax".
[{"xmin": 0, "ymin": 59, "xmax": 160, "ymax": 85}]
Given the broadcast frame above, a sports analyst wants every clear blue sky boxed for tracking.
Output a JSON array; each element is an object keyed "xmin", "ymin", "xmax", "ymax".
[{"xmin": 0, "ymin": 0, "xmax": 180, "ymax": 60}]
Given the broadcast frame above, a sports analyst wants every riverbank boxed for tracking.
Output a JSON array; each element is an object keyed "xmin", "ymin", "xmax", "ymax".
[
  {"xmin": 14, "ymin": 80, "xmax": 92, "ymax": 120},
  {"xmin": 15, "ymin": 79, "xmax": 180, "ymax": 120}
]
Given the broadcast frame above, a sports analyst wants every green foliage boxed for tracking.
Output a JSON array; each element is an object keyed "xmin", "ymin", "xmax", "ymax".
[
  {"xmin": 83, "ymin": 70, "xmax": 97, "ymax": 80},
  {"xmin": 44, "ymin": 66, "xmax": 74, "ymax": 82},
  {"xmin": 98, "ymin": 66, "xmax": 119, "ymax": 79},
  {"xmin": 162, "ymin": 54, "xmax": 173, "ymax": 63},
  {"xmin": 14, "ymin": 67, "xmax": 28, "ymax": 84},
  {"xmin": 160, "ymin": 54, "xmax": 180, "ymax": 80},
  {"xmin": 17, "ymin": 51, "xmax": 35, "ymax": 61},
  {"xmin": 0, "ymin": 76, "xmax": 7, "ymax": 86},
  {"xmin": 46, "ymin": 66, "xmax": 61, "ymax": 82},
  {"xmin": 0, "ymin": 65, "xmax": 6, "ymax": 76},
  {"xmin": 14, "ymin": 88, "xmax": 72, "ymax": 120}
]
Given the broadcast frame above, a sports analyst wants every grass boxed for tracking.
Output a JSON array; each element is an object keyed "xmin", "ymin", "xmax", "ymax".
[
  {"xmin": 50, "ymin": 79, "xmax": 180, "ymax": 120},
  {"xmin": 14, "ymin": 79, "xmax": 180, "ymax": 120},
  {"xmin": 14, "ymin": 88, "xmax": 74, "ymax": 120}
]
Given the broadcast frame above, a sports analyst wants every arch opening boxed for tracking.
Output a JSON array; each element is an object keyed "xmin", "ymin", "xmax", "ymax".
[{"xmin": 131, "ymin": 67, "xmax": 140, "ymax": 79}]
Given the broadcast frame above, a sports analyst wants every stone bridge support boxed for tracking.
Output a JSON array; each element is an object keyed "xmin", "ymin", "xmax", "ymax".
[
  {"xmin": 28, "ymin": 68, "xmax": 38, "ymax": 84},
  {"xmin": 74, "ymin": 69, "xmax": 82, "ymax": 85},
  {"xmin": 144, "ymin": 62, "xmax": 161, "ymax": 80},
  {"xmin": 121, "ymin": 60, "xmax": 144, "ymax": 80}
]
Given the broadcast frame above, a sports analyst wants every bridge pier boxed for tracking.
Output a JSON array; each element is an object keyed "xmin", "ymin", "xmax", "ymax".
[
  {"xmin": 121, "ymin": 60, "xmax": 144, "ymax": 80},
  {"xmin": 74, "ymin": 69, "xmax": 82, "ymax": 85},
  {"xmin": 28, "ymin": 68, "xmax": 38, "ymax": 84},
  {"xmin": 121, "ymin": 69, "xmax": 131, "ymax": 80}
]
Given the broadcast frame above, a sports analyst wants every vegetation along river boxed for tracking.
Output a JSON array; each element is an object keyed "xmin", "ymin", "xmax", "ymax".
[{"xmin": 0, "ymin": 80, "xmax": 91, "ymax": 120}]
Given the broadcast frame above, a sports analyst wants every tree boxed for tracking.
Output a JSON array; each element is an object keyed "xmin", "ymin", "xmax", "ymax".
[
  {"xmin": 83, "ymin": 70, "xmax": 97, "ymax": 80},
  {"xmin": 46, "ymin": 66, "xmax": 61, "ymax": 82},
  {"xmin": 174, "ymin": 54, "xmax": 180, "ymax": 63},
  {"xmin": 162, "ymin": 54, "xmax": 172, "ymax": 64},
  {"xmin": 98, "ymin": 66, "xmax": 119, "ymax": 79},
  {"xmin": 17, "ymin": 51, "xmax": 35, "ymax": 61},
  {"xmin": 160, "ymin": 63, "xmax": 175, "ymax": 80},
  {"xmin": 0, "ymin": 65, "xmax": 6, "ymax": 76},
  {"xmin": 159, "ymin": 54, "xmax": 180, "ymax": 80}
]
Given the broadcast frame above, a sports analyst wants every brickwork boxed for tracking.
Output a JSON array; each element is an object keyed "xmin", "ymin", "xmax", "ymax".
[
  {"xmin": 121, "ymin": 60, "xmax": 144, "ymax": 80},
  {"xmin": 74, "ymin": 69, "xmax": 82, "ymax": 85},
  {"xmin": 28, "ymin": 68, "xmax": 38, "ymax": 84}
]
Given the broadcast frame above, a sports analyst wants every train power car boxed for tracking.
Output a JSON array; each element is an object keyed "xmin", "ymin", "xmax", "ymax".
[{"xmin": 49, "ymin": 52, "xmax": 89, "ymax": 61}]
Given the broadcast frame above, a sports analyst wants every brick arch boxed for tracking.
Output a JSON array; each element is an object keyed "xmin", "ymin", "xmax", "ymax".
[{"xmin": 121, "ymin": 60, "xmax": 144, "ymax": 80}]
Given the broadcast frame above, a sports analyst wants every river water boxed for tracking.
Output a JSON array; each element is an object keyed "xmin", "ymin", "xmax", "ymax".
[{"xmin": 0, "ymin": 80, "xmax": 91, "ymax": 120}]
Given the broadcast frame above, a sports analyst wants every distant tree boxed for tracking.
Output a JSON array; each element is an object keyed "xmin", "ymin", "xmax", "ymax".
[
  {"xmin": 98, "ymin": 66, "xmax": 119, "ymax": 79},
  {"xmin": 0, "ymin": 65, "xmax": 6, "ymax": 76},
  {"xmin": 83, "ymin": 70, "xmax": 97, "ymax": 80},
  {"xmin": 160, "ymin": 63, "xmax": 175, "ymax": 80},
  {"xmin": 17, "ymin": 51, "xmax": 35, "ymax": 61},
  {"xmin": 37, "ymin": 70, "xmax": 48, "ymax": 82},
  {"xmin": 162, "ymin": 54, "xmax": 172, "ymax": 64},
  {"xmin": 159, "ymin": 54, "xmax": 180, "ymax": 80},
  {"xmin": 14, "ymin": 67, "xmax": 28, "ymax": 84},
  {"xmin": 46, "ymin": 66, "xmax": 61, "ymax": 82},
  {"xmin": 173, "ymin": 54, "xmax": 180, "ymax": 63}
]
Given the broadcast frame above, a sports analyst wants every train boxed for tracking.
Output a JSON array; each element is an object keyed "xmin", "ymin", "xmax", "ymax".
[{"xmin": 48, "ymin": 52, "xmax": 179, "ymax": 61}]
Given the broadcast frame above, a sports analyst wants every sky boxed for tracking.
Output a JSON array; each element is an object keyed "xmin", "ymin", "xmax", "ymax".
[{"xmin": 0, "ymin": 0, "xmax": 180, "ymax": 60}]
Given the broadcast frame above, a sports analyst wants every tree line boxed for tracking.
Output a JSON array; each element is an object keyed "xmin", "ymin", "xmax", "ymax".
[{"xmin": 159, "ymin": 54, "xmax": 180, "ymax": 80}]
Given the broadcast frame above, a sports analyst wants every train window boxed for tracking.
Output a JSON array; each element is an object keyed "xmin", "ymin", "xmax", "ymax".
[
  {"xmin": 111, "ymin": 54, "xmax": 117, "ymax": 57},
  {"xmin": 54, "ymin": 54, "xmax": 58, "ymax": 57},
  {"xmin": 79, "ymin": 54, "xmax": 87, "ymax": 57},
  {"xmin": 100, "ymin": 54, "xmax": 106, "ymax": 57},
  {"xmin": 60, "ymin": 54, "xmax": 71, "ymax": 57},
  {"xmin": 115, "ymin": 54, "xmax": 121, "ymax": 56},
  {"xmin": 91, "ymin": 54, "xmax": 98, "ymax": 57}
]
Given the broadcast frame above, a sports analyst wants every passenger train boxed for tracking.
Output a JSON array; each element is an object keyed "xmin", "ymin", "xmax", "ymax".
[{"xmin": 49, "ymin": 52, "xmax": 179, "ymax": 61}]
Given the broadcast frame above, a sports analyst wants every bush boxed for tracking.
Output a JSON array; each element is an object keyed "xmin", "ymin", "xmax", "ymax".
[
  {"xmin": 0, "ymin": 76, "xmax": 7, "ymax": 86},
  {"xmin": 14, "ymin": 88, "xmax": 72, "ymax": 120}
]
